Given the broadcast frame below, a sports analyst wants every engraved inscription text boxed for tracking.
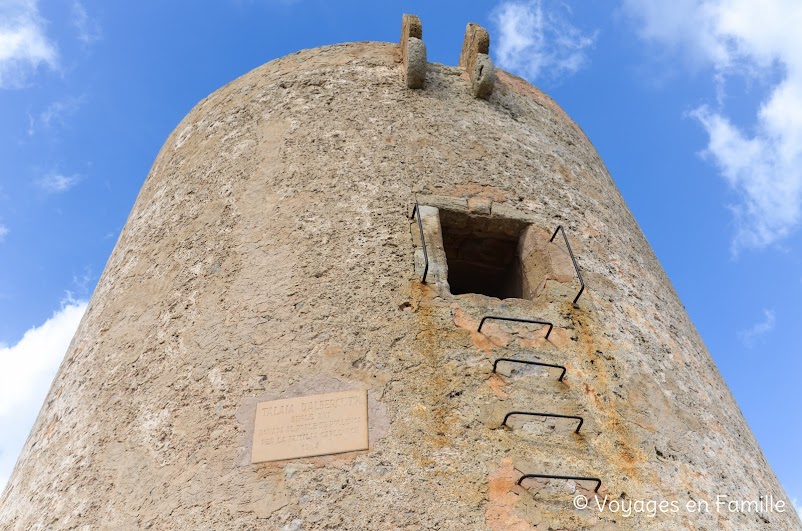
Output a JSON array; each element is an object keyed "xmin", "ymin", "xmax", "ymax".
[{"xmin": 251, "ymin": 388, "xmax": 369, "ymax": 463}]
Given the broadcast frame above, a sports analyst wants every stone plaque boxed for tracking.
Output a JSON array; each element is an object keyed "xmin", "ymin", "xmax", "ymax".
[{"xmin": 251, "ymin": 388, "xmax": 369, "ymax": 463}]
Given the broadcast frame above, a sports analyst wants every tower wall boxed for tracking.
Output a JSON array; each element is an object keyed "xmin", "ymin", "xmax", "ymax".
[{"xmin": 1, "ymin": 41, "xmax": 797, "ymax": 530}]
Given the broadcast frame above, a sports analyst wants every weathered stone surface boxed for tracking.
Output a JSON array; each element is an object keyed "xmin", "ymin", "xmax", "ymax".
[
  {"xmin": 472, "ymin": 53, "xmax": 496, "ymax": 99},
  {"xmin": 459, "ymin": 23, "xmax": 495, "ymax": 98},
  {"xmin": 466, "ymin": 196, "xmax": 492, "ymax": 215},
  {"xmin": 401, "ymin": 13, "xmax": 422, "ymax": 41},
  {"xmin": 458, "ymin": 22, "xmax": 490, "ymax": 70},
  {"xmin": 405, "ymin": 37, "xmax": 427, "ymax": 89},
  {"xmin": 0, "ymin": 40, "xmax": 798, "ymax": 531},
  {"xmin": 400, "ymin": 14, "xmax": 426, "ymax": 89}
]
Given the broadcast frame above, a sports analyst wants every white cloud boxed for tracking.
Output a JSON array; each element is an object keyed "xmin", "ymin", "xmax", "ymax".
[
  {"xmin": 0, "ymin": 0, "xmax": 58, "ymax": 88},
  {"xmin": 0, "ymin": 301, "xmax": 85, "ymax": 416},
  {"xmin": 0, "ymin": 224, "xmax": 7, "ymax": 243},
  {"xmin": 70, "ymin": 2, "xmax": 100, "ymax": 45},
  {"xmin": 37, "ymin": 173, "xmax": 79, "ymax": 193},
  {"xmin": 71, "ymin": 266, "xmax": 94, "ymax": 298},
  {"xmin": 0, "ymin": 300, "xmax": 86, "ymax": 492},
  {"xmin": 490, "ymin": 0, "xmax": 596, "ymax": 81},
  {"xmin": 737, "ymin": 308, "xmax": 775, "ymax": 348},
  {"xmin": 624, "ymin": 0, "xmax": 802, "ymax": 252},
  {"xmin": 27, "ymin": 95, "xmax": 85, "ymax": 136},
  {"xmin": 40, "ymin": 96, "xmax": 83, "ymax": 129},
  {"xmin": 794, "ymin": 497, "xmax": 802, "ymax": 520}
]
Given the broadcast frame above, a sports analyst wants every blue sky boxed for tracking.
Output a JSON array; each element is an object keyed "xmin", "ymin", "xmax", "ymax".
[{"xmin": 1, "ymin": 0, "xmax": 800, "ymax": 515}]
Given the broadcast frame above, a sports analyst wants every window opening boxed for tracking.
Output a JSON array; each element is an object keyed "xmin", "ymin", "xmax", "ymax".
[{"xmin": 439, "ymin": 209, "xmax": 528, "ymax": 299}]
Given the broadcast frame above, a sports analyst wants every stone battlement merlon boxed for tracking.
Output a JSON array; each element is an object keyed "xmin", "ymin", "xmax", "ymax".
[
  {"xmin": 459, "ymin": 22, "xmax": 496, "ymax": 99},
  {"xmin": 400, "ymin": 15, "xmax": 495, "ymax": 98},
  {"xmin": 400, "ymin": 14, "xmax": 426, "ymax": 89}
]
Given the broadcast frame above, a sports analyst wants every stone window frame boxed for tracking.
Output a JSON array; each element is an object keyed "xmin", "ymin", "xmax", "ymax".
[{"xmin": 411, "ymin": 194, "xmax": 546, "ymax": 300}]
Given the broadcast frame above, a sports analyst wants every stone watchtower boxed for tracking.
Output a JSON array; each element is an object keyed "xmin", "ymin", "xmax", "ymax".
[{"xmin": 1, "ymin": 16, "xmax": 798, "ymax": 530}]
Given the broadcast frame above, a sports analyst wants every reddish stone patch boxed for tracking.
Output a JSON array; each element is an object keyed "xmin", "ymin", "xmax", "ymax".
[
  {"xmin": 486, "ymin": 374, "xmax": 509, "ymax": 398},
  {"xmin": 485, "ymin": 458, "xmax": 531, "ymax": 531},
  {"xmin": 453, "ymin": 307, "xmax": 478, "ymax": 330},
  {"xmin": 546, "ymin": 328, "xmax": 572, "ymax": 349},
  {"xmin": 478, "ymin": 323, "xmax": 511, "ymax": 346},
  {"xmin": 471, "ymin": 331, "xmax": 500, "ymax": 352},
  {"xmin": 435, "ymin": 182, "xmax": 510, "ymax": 202}
]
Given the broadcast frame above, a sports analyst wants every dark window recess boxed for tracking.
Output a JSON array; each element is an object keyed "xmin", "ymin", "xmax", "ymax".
[{"xmin": 439, "ymin": 209, "xmax": 529, "ymax": 299}]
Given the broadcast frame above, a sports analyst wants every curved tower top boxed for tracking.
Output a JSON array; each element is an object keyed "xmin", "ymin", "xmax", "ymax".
[{"xmin": 1, "ymin": 16, "xmax": 797, "ymax": 531}]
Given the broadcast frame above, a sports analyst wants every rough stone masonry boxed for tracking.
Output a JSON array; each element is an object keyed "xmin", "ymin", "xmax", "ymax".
[{"xmin": 1, "ymin": 16, "xmax": 799, "ymax": 531}]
